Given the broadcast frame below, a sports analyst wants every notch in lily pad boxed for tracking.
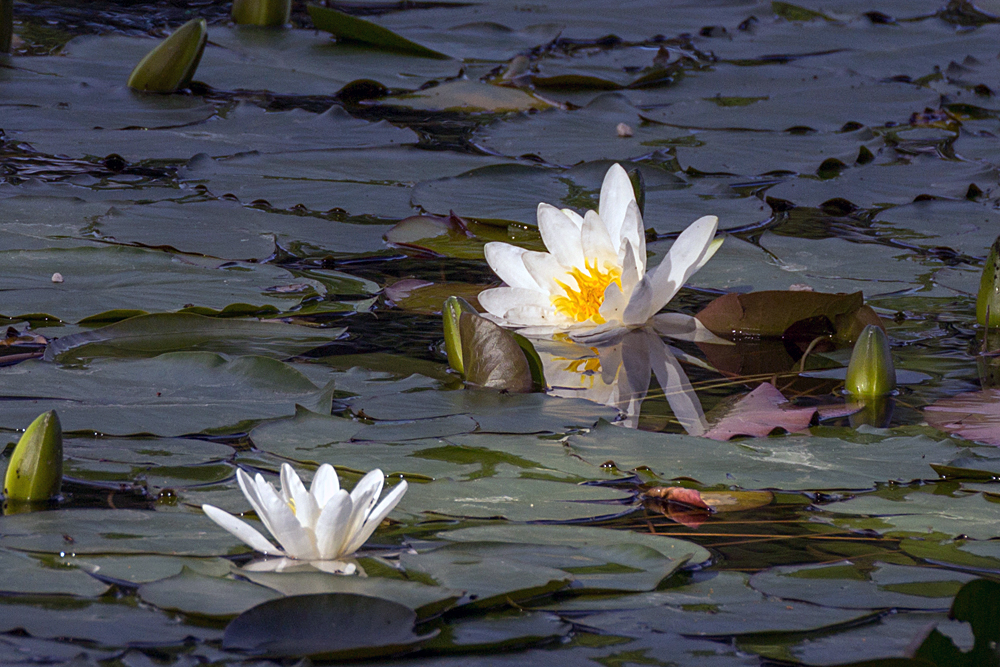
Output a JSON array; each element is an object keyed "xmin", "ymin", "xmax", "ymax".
[
  {"xmin": 232, "ymin": 0, "xmax": 290, "ymax": 27},
  {"xmin": 307, "ymin": 4, "xmax": 449, "ymax": 59},
  {"xmin": 3, "ymin": 410, "xmax": 63, "ymax": 505},
  {"xmin": 127, "ymin": 18, "xmax": 207, "ymax": 93},
  {"xmin": 443, "ymin": 296, "xmax": 543, "ymax": 393}
]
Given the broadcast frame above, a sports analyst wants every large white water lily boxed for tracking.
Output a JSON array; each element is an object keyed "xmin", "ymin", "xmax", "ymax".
[
  {"xmin": 202, "ymin": 463, "xmax": 406, "ymax": 574},
  {"xmin": 535, "ymin": 327, "xmax": 708, "ymax": 434},
  {"xmin": 479, "ymin": 163, "xmax": 722, "ymax": 342}
]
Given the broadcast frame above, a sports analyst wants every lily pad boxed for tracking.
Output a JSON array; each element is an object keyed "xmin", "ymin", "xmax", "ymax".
[
  {"xmin": 138, "ymin": 568, "xmax": 282, "ymax": 618},
  {"xmin": 925, "ymin": 389, "xmax": 1000, "ymax": 446},
  {"xmin": 821, "ymin": 489, "xmax": 1000, "ymax": 540},
  {"xmin": 0, "ymin": 548, "xmax": 110, "ymax": 597},
  {"xmin": 0, "ymin": 352, "xmax": 332, "ymax": 436},
  {"xmin": 223, "ymin": 593, "xmax": 436, "ymax": 659},
  {"xmin": 45, "ymin": 313, "xmax": 347, "ymax": 363},
  {"xmin": 375, "ymin": 80, "xmax": 552, "ymax": 113}
]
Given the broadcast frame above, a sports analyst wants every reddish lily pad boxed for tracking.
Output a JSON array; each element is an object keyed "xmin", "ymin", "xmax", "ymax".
[
  {"xmin": 703, "ymin": 382, "xmax": 817, "ymax": 441},
  {"xmin": 925, "ymin": 389, "xmax": 1000, "ymax": 446},
  {"xmin": 695, "ymin": 290, "xmax": 883, "ymax": 343}
]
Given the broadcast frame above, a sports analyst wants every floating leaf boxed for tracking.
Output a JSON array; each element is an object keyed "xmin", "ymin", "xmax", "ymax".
[
  {"xmin": 223, "ymin": 593, "xmax": 436, "ymax": 659},
  {"xmin": 772, "ymin": 1, "xmax": 833, "ymax": 21},
  {"xmin": 127, "ymin": 18, "xmax": 207, "ymax": 93},
  {"xmin": 307, "ymin": 4, "xmax": 449, "ymax": 59},
  {"xmin": 138, "ymin": 568, "xmax": 281, "ymax": 619},
  {"xmin": 696, "ymin": 290, "xmax": 883, "ymax": 343},
  {"xmin": 44, "ymin": 313, "xmax": 346, "ymax": 363},
  {"xmin": 232, "ymin": 0, "xmax": 290, "ymax": 27},
  {"xmin": 703, "ymin": 382, "xmax": 817, "ymax": 440},
  {"xmin": 459, "ymin": 312, "xmax": 534, "ymax": 393},
  {"xmin": 376, "ymin": 80, "xmax": 553, "ymax": 113},
  {"xmin": 3, "ymin": 410, "xmax": 62, "ymax": 503},
  {"xmin": 386, "ymin": 280, "xmax": 484, "ymax": 315},
  {"xmin": 925, "ymin": 389, "xmax": 1000, "ymax": 446},
  {"xmin": 643, "ymin": 486, "xmax": 711, "ymax": 510}
]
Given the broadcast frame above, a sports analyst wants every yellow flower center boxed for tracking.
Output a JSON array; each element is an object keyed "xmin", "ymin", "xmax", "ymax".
[{"xmin": 551, "ymin": 258, "xmax": 621, "ymax": 323}]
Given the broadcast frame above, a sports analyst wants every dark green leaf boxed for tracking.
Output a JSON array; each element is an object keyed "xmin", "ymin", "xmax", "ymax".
[{"xmin": 307, "ymin": 4, "xmax": 449, "ymax": 59}]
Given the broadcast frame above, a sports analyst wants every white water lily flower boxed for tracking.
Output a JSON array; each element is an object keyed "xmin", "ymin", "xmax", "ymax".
[
  {"xmin": 480, "ymin": 163, "xmax": 722, "ymax": 342},
  {"xmin": 202, "ymin": 463, "xmax": 407, "ymax": 574}
]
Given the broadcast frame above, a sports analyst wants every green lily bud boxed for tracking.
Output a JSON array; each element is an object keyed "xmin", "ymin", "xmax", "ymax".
[
  {"xmin": 443, "ymin": 296, "xmax": 477, "ymax": 375},
  {"xmin": 845, "ymin": 325, "xmax": 896, "ymax": 398},
  {"xmin": 3, "ymin": 410, "xmax": 63, "ymax": 503},
  {"xmin": 127, "ymin": 18, "xmax": 207, "ymax": 93},
  {"xmin": 232, "ymin": 0, "xmax": 290, "ymax": 27},
  {"xmin": 977, "ymin": 235, "xmax": 1000, "ymax": 326},
  {"xmin": 1, "ymin": 0, "xmax": 13, "ymax": 53},
  {"xmin": 459, "ymin": 312, "xmax": 533, "ymax": 393}
]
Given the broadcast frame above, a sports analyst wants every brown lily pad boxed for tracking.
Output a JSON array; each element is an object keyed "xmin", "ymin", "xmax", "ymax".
[
  {"xmin": 703, "ymin": 382, "xmax": 817, "ymax": 441},
  {"xmin": 695, "ymin": 290, "xmax": 883, "ymax": 343},
  {"xmin": 925, "ymin": 389, "xmax": 1000, "ymax": 446}
]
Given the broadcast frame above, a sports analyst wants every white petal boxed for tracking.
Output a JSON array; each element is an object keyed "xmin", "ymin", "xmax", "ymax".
[
  {"xmin": 620, "ymin": 240, "xmax": 640, "ymax": 295},
  {"xmin": 537, "ymin": 203, "xmax": 585, "ymax": 269},
  {"xmin": 522, "ymin": 251, "xmax": 576, "ymax": 294},
  {"xmin": 649, "ymin": 340, "xmax": 707, "ymax": 436},
  {"xmin": 478, "ymin": 287, "xmax": 553, "ymax": 323},
  {"xmin": 596, "ymin": 281, "xmax": 627, "ymax": 326},
  {"xmin": 281, "ymin": 463, "xmax": 318, "ymax": 530},
  {"xmin": 581, "ymin": 210, "xmax": 617, "ymax": 263},
  {"xmin": 237, "ymin": 470, "xmax": 279, "ymax": 540},
  {"xmin": 256, "ymin": 474, "xmax": 320, "ymax": 560},
  {"xmin": 621, "ymin": 215, "xmax": 718, "ymax": 325},
  {"xmin": 484, "ymin": 242, "xmax": 540, "ymax": 290},
  {"xmin": 342, "ymin": 480, "xmax": 408, "ymax": 555},
  {"xmin": 695, "ymin": 235, "xmax": 725, "ymax": 271},
  {"xmin": 598, "ymin": 164, "xmax": 636, "ymax": 252},
  {"xmin": 561, "ymin": 208, "xmax": 584, "ymax": 228},
  {"xmin": 310, "ymin": 464, "xmax": 340, "ymax": 509},
  {"xmin": 619, "ymin": 201, "xmax": 646, "ymax": 274},
  {"xmin": 202, "ymin": 504, "xmax": 285, "ymax": 556},
  {"xmin": 651, "ymin": 313, "xmax": 732, "ymax": 344},
  {"xmin": 314, "ymin": 489, "xmax": 353, "ymax": 559}
]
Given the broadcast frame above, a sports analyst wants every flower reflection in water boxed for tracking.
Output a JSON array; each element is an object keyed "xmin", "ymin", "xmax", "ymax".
[{"xmin": 534, "ymin": 324, "xmax": 711, "ymax": 434}]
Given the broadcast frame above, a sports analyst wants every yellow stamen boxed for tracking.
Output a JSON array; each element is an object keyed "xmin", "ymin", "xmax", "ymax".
[{"xmin": 551, "ymin": 258, "xmax": 621, "ymax": 323}]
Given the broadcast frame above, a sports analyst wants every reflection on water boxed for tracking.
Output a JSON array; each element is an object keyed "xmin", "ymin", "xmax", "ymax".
[{"xmin": 534, "ymin": 325, "xmax": 708, "ymax": 434}]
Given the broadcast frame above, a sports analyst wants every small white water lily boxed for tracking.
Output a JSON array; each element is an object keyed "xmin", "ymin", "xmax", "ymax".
[
  {"xmin": 202, "ymin": 463, "xmax": 406, "ymax": 574},
  {"xmin": 480, "ymin": 163, "xmax": 722, "ymax": 342}
]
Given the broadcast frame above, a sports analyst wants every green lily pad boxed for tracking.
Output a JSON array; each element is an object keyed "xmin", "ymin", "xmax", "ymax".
[
  {"xmin": 62, "ymin": 554, "xmax": 231, "ymax": 584},
  {"xmin": 567, "ymin": 421, "xmax": 959, "ymax": 490},
  {"xmin": 375, "ymin": 80, "xmax": 552, "ymax": 113},
  {"xmin": 821, "ymin": 489, "xmax": 1000, "ymax": 540},
  {"xmin": 0, "ymin": 508, "xmax": 244, "ymax": 556},
  {"xmin": 0, "ymin": 548, "xmax": 110, "ymax": 597},
  {"xmin": 138, "ymin": 568, "xmax": 282, "ymax": 618},
  {"xmin": 46, "ymin": 313, "xmax": 346, "ymax": 363},
  {"xmin": 241, "ymin": 568, "xmax": 461, "ymax": 619},
  {"xmin": 0, "ymin": 352, "xmax": 332, "ymax": 436},
  {"xmin": 223, "ymin": 593, "xmax": 437, "ymax": 659}
]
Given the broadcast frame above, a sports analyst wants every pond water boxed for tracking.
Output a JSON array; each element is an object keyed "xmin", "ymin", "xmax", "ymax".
[{"xmin": 2, "ymin": 0, "xmax": 1000, "ymax": 665}]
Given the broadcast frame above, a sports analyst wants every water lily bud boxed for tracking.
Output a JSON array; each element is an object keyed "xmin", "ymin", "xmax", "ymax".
[
  {"xmin": 845, "ymin": 325, "xmax": 896, "ymax": 398},
  {"xmin": 443, "ymin": 296, "xmax": 477, "ymax": 375},
  {"xmin": 127, "ymin": 18, "xmax": 207, "ymax": 93},
  {"xmin": 977, "ymin": 235, "xmax": 1000, "ymax": 326},
  {"xmin": 232, "ymin": 0, "xmax": 291, "ymax": 27},
  {"xmin": 459, "ymin": 312, "xmax": 533, "ymax": 393},
  {"xmin": 3, "ymin": 410, "xmax": 63, "ymax": 503},
  {"xmin": 626, "ymin": 167, "xmax": 645, "ymax": 217}
]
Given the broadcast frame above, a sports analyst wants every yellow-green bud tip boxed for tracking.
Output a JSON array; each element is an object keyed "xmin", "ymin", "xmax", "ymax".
[
  {"xmin": 232, "ymin": 0, "xmax": 291, "ymax": 27},
  {"xmin": 845, "ymin": 325, "xmax": 896, "ymax": 398},
  {"xmin": 3, "ymin": 410, "xmax": 63, "ymax": 503},
  {"xmin": 977, "ymin": 235, "xmax": 1000, "ymax": 327},
  {"xmin": 443, "ymin": 296, "xmax": 477, "ymax": 376}
]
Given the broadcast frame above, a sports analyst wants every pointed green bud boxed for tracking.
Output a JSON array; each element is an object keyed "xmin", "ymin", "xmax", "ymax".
[
  {"xmin": 977, "ymin": 235, "xmax": 1000, "ymax": 326},
  {"xmin": 845, "ymin": 325, "xmax": 896, "ymax": 398},
  {"xmin": 459, "ymin": 312, "xmax": 533, "ymax": 393},
  {"xmin": 443, "ymin": 296, "xmax": 477, "ymax": 375},
  {"xmin": 626, "ymin": 167, "xmax": 645, "ymax": 218},
  {"xmin": 232, "ymin": 0, "xmax": 290, "ymax": 27},
  {"xmin": 1, "ymin": 0, "xmax": 13, "ymax": 54},
  {"xmin": 3, "ymin": 410, "xmax": 62, "ymax": 502},
  {"xmin": 127, "ymin": 18, "xmax": 207, "ymax": 93}
]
